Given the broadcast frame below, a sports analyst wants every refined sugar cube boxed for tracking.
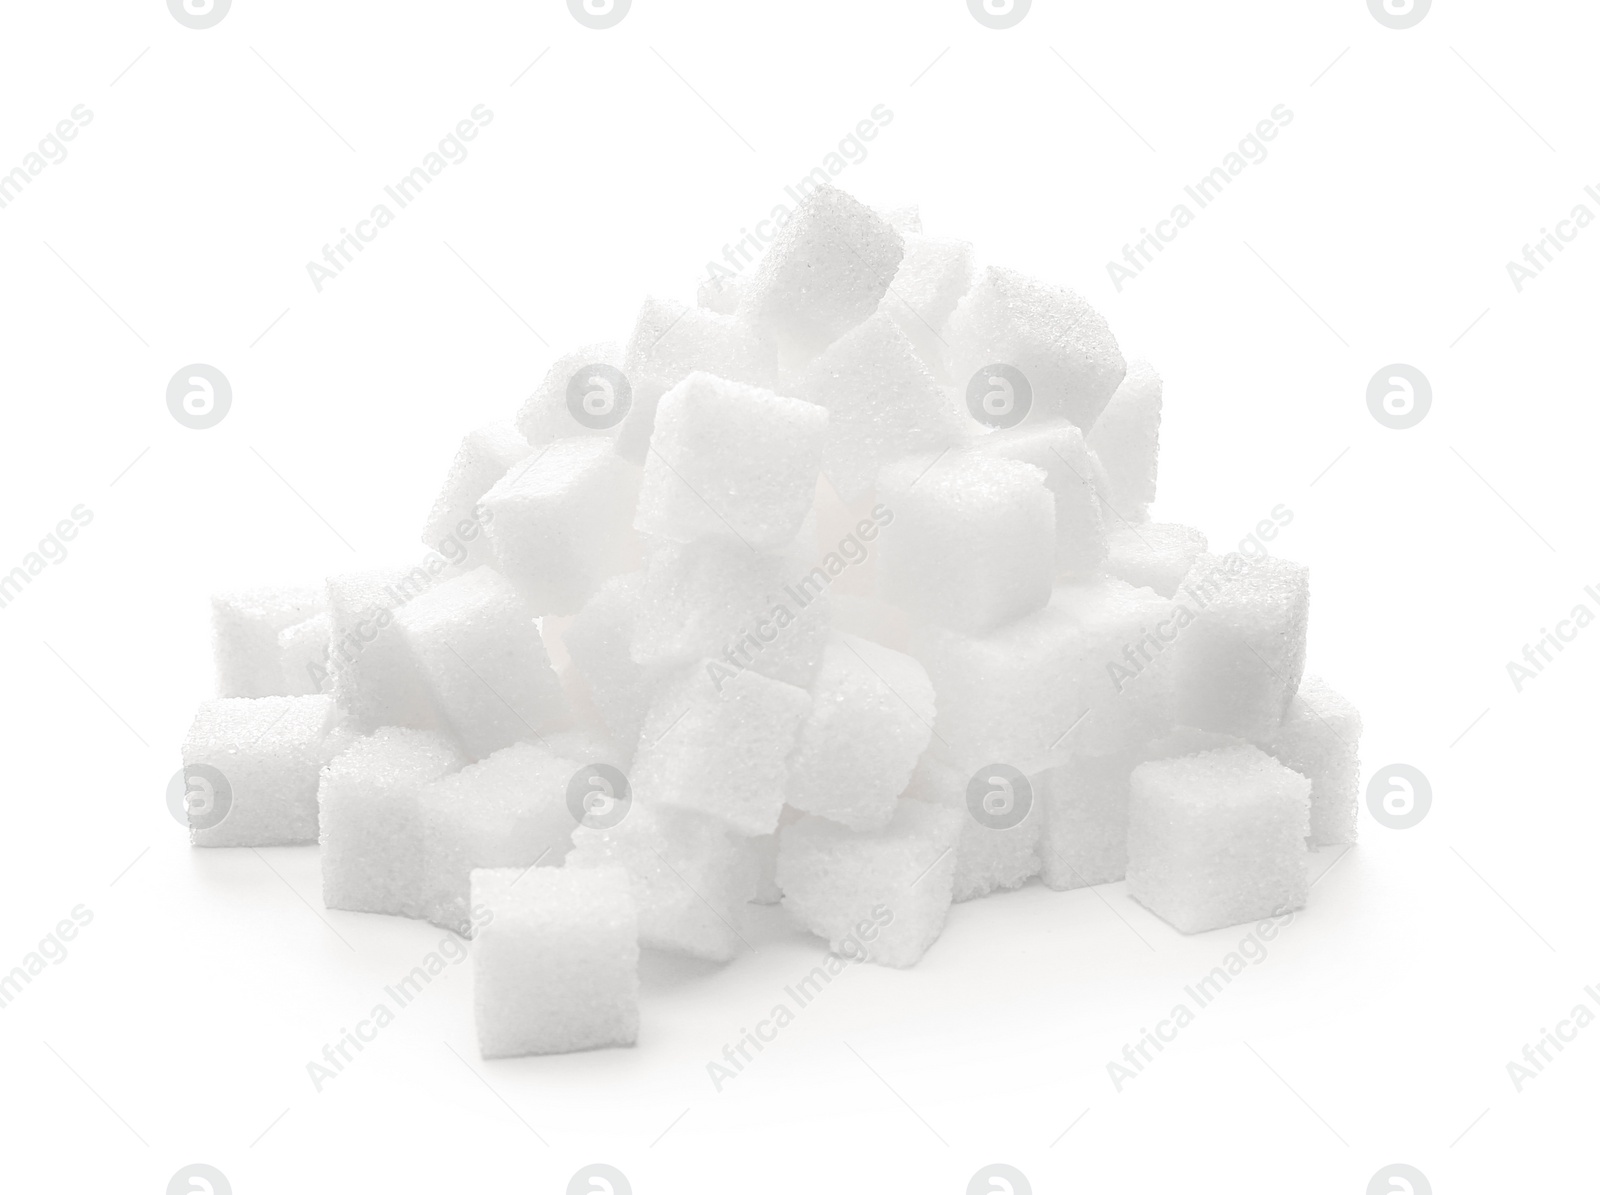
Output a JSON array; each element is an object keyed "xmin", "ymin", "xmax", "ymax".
[
  {"xmin": 325, "ymin": 565, "xmax": 445, "ymax": 732},
  {"xmin": 1106, "ymin": 523, "xmax": 1207, "ymax": 598},
  {"xmin": 635, "ymin": 372, "xmax": 827, "ymax": 552},
  {"xmin": 1126, "ymin": 745, "xmax": 1310, "ymax": 934},
  {"xmin": 945, "ymin": 265, "xmax": 1126, "ymax": 432},
  {"xmin": 480, "ymin": 437, "xmax": 640, "ymax": 615},
  {"xmin": 794, "ymin": 312, "xmax": 966, "ymax": 501},
  {"xmin": 1171, "ymin": 553, "xmax": 1310, "ymax": 740},
  {"xmin": 740, "ymin": 184, "xmax": 905, "ymax": 359},
  {"xmin": 878, "ymin": 453, "xmax": 1055, "ymax": 633},
  {"xmin": 1263, "ymin": 675, "xmax": 1362, "ymax": 846},
  {"xmin": 181, "ymin": 695, "xmax": 341, "ymax": 846},
  {"xmin": 320, "ymin": 727, "xmax": 463, "ymax": 917},
  {"xmin": 418, "ymin": 742, "xmax": 581, "ymax": 935},
  {"xmin": 421, "ymin": 422, "xmax": 530, "ymax": 569},
  {"xmin": 904, "ymin": 755, "xmax": 1041, "ymax": 902},
  {"xmin": 878, "ymin": 234, "xmax": 975, "ymax": 376},
  {"xmin": 212, "ymin": 586, "xmax": 325, "ymax": 698},
  {"xmin": 1051, "ymin": 579, "xmax": 1176, "ymax": 755},
  {"xmin": 277, "ymin": 612, "xmax": 331, "ymax": 696},
  {"xmin": 568, "ymin": 802, "xmax": 756, "ymax": 961},
  {"xmin": 967, "ymin": 421, "xmax": 1110, "ymax": 578},
  {"xmin": 1087, "ymin": 355, "xmax": 1162, "ymax": 521},
  {"xmin": 785, "ymin": 633, "xmax": 935, "ymax": 831},
  {"xmin": 1036, "ymin": 749, "xmax": 1138, "ymax": 890},
  {"xmin": 696, "ymin": 272, "xmax": 747, "ymax": 316},
  {"xmin": 516, "ymin": 343, "xmax": 626, "ymax": 446},
  {"xmin": 562, "ymin": 572, "xmax": 673, "ymax": 755},
  {"xmin": 616, "ymin": 298, "xmax": 778, "ymax": 461},
  {"xmin": 631, "ymin": 664, "xmax": 811, "ymax": 836},
  {"xmin": 777, "ymin": 800, "xmax": 964, "ymax": 966},
  {"xmin": 393, "ymin": 566, "xmax": 569, "ymax": 760},
  {"xmin": 471, "ymin": 865, "xmax": 639, "ymax": 1057}
]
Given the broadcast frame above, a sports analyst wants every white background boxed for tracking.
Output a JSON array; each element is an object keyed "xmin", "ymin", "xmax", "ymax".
[{"xmin": 2, "ymin": 1, "xmax": 1597, "ymax": 1191}]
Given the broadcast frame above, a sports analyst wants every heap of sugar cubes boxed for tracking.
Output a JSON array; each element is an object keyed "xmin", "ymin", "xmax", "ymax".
[{"xmin": 183, "ymin": 185, "xmax": 1361, "ymax": 1057}]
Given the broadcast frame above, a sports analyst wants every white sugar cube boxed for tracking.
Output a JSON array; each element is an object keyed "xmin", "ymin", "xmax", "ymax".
[
  {"xmin": 393, "ymin": 566, "xmax": 569, "ymax": 760},
  {"xmin": 776, "ymin": 800, "xmax": 963, "ymax": 966},
  {"xmin": 480, "ymin": 437, "xmax": 640, "ymax": 615},
  {"xmin": 1037, "ymin": 749, "xmax": 1138, "ymax": 890},
  {"xmin": 878, "ymin": 234, "xmax": 975, "ymax": 376},
  {"xmin": 1087, "ymin": 355, "xmax": 1162, "ymax": 521},
  {"xmin": 422, "ymin": 422, "xmax": 530, "ymax": 570},
  {"xmin": 212, "ymin": 586, "xmax": 325, "ymax": 698},
  {"xmin": 904, "ymin": 755, "xmax": 1041, "ymax": 902},
  {"xmin": 1263, "ymin": 675, "xmax": 1362, "ymax": 846},
  {"xmin": 785, "ymin": 634, "xmax": 935, "ymax": 831},
  {"xmin": 1127, "ymin": 745, "xmax": 1310, "ymax": 934},
  {"xmin": 516, "ymin": 343, "xmax": 626, "ymax": 446},
  {"xmin": 471, "ymin": 865, "xmax": 639, "ymax": 1057},
  {"xmin": 180, "ymin": 695, "xmax": 341, "ymax": 846},
  {"xmin": 320, "ymin": 727, "xmax": 463, "ymax": 917},
  {"xmin": 325, "ymin": 565, "xmax": 446, "ymax": 732},
  {"xmin": 696, "ymin": 271, "xmax": 747, "ymax": 315},
  {"xmin": 562, "ymin": 572, "xmax": 672, "ymax": 755},
  {"xmin": 1106, "ymin": 523, "xmax": 1207, "ymax": 598},
  {"xmin": 967, "ymin": 421, "xmax": 1110, "ymax": 578},
  {"xmin": 277, "ymin": 612, "xmax": 331, "ymax": 696}
]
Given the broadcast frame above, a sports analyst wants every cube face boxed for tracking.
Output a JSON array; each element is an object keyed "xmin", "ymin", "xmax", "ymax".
[
  {"xmin": 1126, "ymin": 745, "xmax": 1311, "ymax": 934},
  {"xmin": 212, "ymin": 586, "xmax": 325, "ymax": 698},
  {"xmin": 471, "ymin": 865, "xmax": 639, "ymax": 1058},
  {"xmin": 421, "ymin": 422, "xmax": 530, "ymax": 570},
  {"xmin": 181, "ymin": 695, "xmax": 340, "ymax": 846},
  {"xmin": 967, "ymin": 421, "xmax": 1110, "ymax": 578},
  {"xmin": 878, "ymin": 454, "xmax": 1055, "ymax": 633},
  {"xmin": 946, "ymin": 266, "xmax": 1126, "ymax": 432},
  {"xmin": 904, "ymin": 755, "xmax": 1041, "ymax": 903},
  {"xmin": 480, "ymin": 437, "xmax": 641, "ymax": 617},
  {"xmin": 785, "ymin": 634, "xmax": 935, "ymax": 831},
  {"xmin": 325, "ymin": 565, "xmax": 445, "ymax": 732},
  {"xmin": 776, "ymin": 801, "xmax": 964, "ymax": 967},
  {"xmin": 739, "ymin": 184, "xmax": 905, "ymax": 357},
  {"xmin": 794, "ymin": 313, "xmax": 965, "ymax": 501},
  {"xmin": 277, "ymin": 613, "xmax": 331, "ymax": 697},
  {"xmin": 879, "ymin": 234, "xmax": 975, "ymax": 376},
  {"xmin": 319, "ymin": 728, "xmax": 463, "ymax": 917},
  {"xmin": 568, "ymin": 802, "xmax": 756, "ymax": 961},
  {"xmin": 1171, "ymin": 554, "xmax": 1310, "ymax": 740},
  {"xmin": 617, "ymin": 299, "xmax": 778, "ymax": 461},
  {"xmin": 562, "ymin": 572, "xmax": 672, "ymax": 755},
  {"xmin": 1264, "ymin": 675, "xmax": 1362, "ymax": 846},
  {"xmin": 394, "ymin": 567, "xmax": 569, "ymax": 760},
  {"xmin": 1106, "ymin": 523, "xmax": 1207, "ymax": 599},
  {"xmin": 516, "ymin": 342, "xmax": 625, "ymax": 446},
  {"xmin": 1037, "ymin": 749, "xmax": 1139, "ymax": 891},
  {"xmin": 418, "ymin": 742, "xmax": 581, "ymax": 935},
  {"xmin": 1051, "ymin": 579, "xmax": 1177, "ymax": 756},
  {"xmin": 631, "ymin": 664, "xmax": 811, "ymax": 836},
  {"xmin": 1087, "ymin": 356, "xmax": 1162, "ymax": 521},
  {"xmin": 635, "ymin": 373, "xmax": 827, "ymax": 552}
]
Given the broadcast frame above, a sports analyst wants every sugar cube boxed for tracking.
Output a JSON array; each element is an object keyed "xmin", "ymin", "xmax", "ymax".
[
  {"xmin": 879, "ymin": 234, "xmax": 975, "ymax": 377},
  {"xmin": 516, "ymin": 343, "xmax": 627, "ymax": 446},
  {"xmin": 1036, "ymin": 749, "xmax": 1138, "ymax": 890},
  {"xmin": 562, "ymin": 572, "xmax": 673, "ymax": 755},
  {"xmin": 967, "ymin": 420, "xmax": 1110, "ymax": 578},
  {"xmin": 421, "ymin": 422, "xmax": 530, "ymax": 570},
  {"xmin": 212, "ymin": 586, "xmax": 325, "ymax": 698},
  {"xmin": 904, "ymin": 755, "xmax": 1041, "ymax": 902},
  {"xmin": 1087, "ymin": 355, "xmax": 1162, "ymax": 521},
  {"xmin": 277, "ymin": 612, "xmax": 331, "ymax": 696},
  {"xmin": 325, "ymin": 564, "xmax": 447, "ymax": 732},
  {"xmin": 1106, "ymin": 523, "xmax": 1207, "ymax": 598},
  {"xmin": 1262, "ymin": 675, "xmax": 1362, "ymax": 846}
]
